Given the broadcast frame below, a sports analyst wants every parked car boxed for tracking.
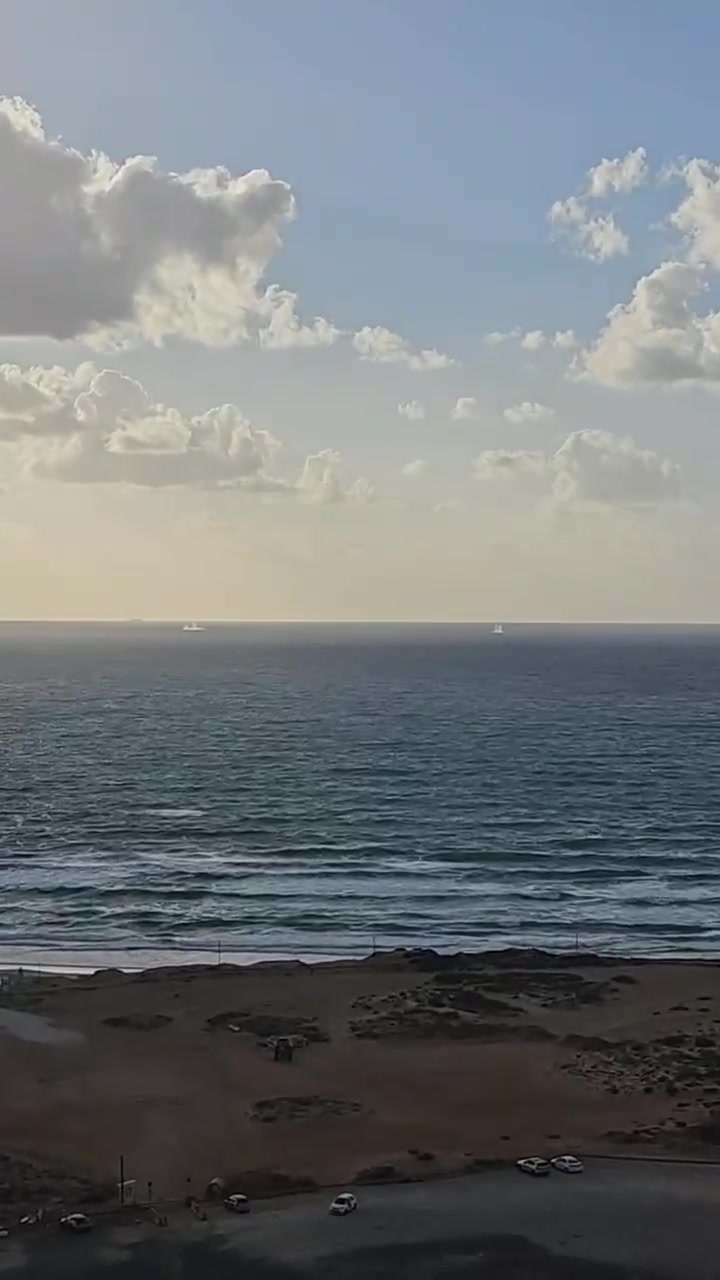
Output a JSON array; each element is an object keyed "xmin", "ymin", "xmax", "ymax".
[
  {"xmin": 59, "ymin": 1213, "xmax": 92, "ymax": 1233},
  {"xmin": 224, "ymin": 1193, "xmax": 250, "ymax": 1214},
  {"xmin": 516, "ymin": 1157, "xmax": 552, "ymax": 1177},
  {"xmin": 329, "ymin": 1192, "xmax": 357, "ymax": 1216},
  {"xmin": 551, "ymin": 1155, "xmax": 584, "ymax": 1174}
]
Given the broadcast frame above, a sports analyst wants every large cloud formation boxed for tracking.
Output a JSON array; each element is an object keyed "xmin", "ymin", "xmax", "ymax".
[
  {"xmin": 571, "ymin": 155, "xmax": 720, "ymax": 387},
  {"xmin": 475, "ymin": 429, "xmax": 679, "ymax": 507},
  {"xmin": 0, "ymin": 362, "xmax": 369, "ymax": 499},
  {"xmin": 579, "ymin": 261, "xmax": 720, "ymax": 386},
  {"xmin": 0, "ymin": 97, "xmax": 453, "ymax": 368}
]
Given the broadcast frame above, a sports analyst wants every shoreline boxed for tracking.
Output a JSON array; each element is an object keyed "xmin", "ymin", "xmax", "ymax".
[{"xmin": 3, "ymin": 940, "xmax": 720, "ymax": 976}]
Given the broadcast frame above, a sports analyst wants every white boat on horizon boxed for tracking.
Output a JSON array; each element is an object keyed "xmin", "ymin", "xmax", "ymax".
[
  {"xmin": 182, "ymin": 622, "xmax": 205, "ymax": 633},
  {"xmin": 493, "ymin": 623, "xmax": 504, "ymax": 635}
]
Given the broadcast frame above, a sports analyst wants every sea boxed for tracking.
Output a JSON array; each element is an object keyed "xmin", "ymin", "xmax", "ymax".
[{"xmin": 2, "ymin": 622, "xmax": 720, "ymax": 970}]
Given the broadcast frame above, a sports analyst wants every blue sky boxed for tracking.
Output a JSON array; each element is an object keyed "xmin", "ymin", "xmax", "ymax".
[
  {"xmin": 5, "ymin": 0, "xmax": 716, "ymax": 343},
  {"xmin": 0, "ymin": 1, "xmax": 719, "ymax": 619}
]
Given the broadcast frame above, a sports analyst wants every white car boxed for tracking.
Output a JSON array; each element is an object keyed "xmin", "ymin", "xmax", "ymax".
[
  {"xmin": 551, "ymin": 1155, "xmax": 584, "ymax": 1174},
  {"xmin": 224, "ymin": 1193, "xmax": 250, "ymax": 1213},
  {"xmin": 329, "ymin": 1192, "xmax": 357, "ymax": 1216},
  {"xmin": 59, "ymin": 1213, "xmax": 92, "ymax": 1233},
  {"xmin": 516, "ymin": 1157, "xmax": 551, "ymax": 1177}
]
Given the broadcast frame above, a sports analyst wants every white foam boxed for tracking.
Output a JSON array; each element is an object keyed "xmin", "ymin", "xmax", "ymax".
[{"xmin": 145, "ymin": 807, "xmax": 205, "ymax": 819}]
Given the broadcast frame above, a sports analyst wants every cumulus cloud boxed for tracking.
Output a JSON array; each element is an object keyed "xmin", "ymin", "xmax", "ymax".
[
  {"xmin": 401, "ymin": 458, "xmax": 429, "ymax": 478},
  {"xmin": 0, "ymin": 95, "xmax": 444, "ymax": 367},
  {"xmin": 578, "ymin": 260, "xmax": 720, "ymax": 386},
  {"xmin": 0, "ymin": 361, "xmax": 368, "ymax": 497},
  {"xmin": 353, "ymin": 326, "xmax": 456, "ymax": 371},
  {"xmin": 398, "ymin": 400, "xmax": 426, "ymax": 421},
  {"xmin": 296, "ymin": 450, "xmax": 367, "ymax": 503},
  {"xmin": 475, "ymin": 448, "xmax": 548, "ymax": 484},
  {"xmin": 484, "ymin": 329, "xmax": 520, "ymax": 345},
  {"xmin": 503, "ymin": 401, "xmax": 555, "ymax": 425},
  {"xmin": 548, "ymin": 197, "xmax": 629, "ymax": 262},
  {"xmin": 548, "ymin": 148, "xmax": 647, "ymax": 262},
  {"xmin": 0, "ymin": 95, "xmax": 312, "ymax": 348},
  {"xmin": 520, "ymin": 330, "xmax": 547, "ymax": 352},
  {"xmin": 451, "ymin": 396, "xmax": 480, "ymax": 421},
  {"xmin": 484, "ymin": 328, "xmax": 578, "ymax": 351},
  {"xmin": 586, "ymin": 147, "xmax": 649, "ymax": 198},
  {"xmin": 553, "ymin": 329, "xmax": 579, "ymax": 350},
  {"xmin": 670, "ymin": 158, "xmax": 720, "ymax": 269},
  {"xmin": 256, "ymin": 286, "xmax": 342, "ymax": 349},
  {"xmin": 475, "ymin": 429, "xmax": 679, "ymax": 507}
]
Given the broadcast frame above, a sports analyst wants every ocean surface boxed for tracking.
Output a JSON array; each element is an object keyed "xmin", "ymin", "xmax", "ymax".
[{"xmin": 2, "ymin": 623, "xmax": 720, "ymax": 968}]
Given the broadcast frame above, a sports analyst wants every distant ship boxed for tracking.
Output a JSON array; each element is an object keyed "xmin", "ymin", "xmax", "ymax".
[
  {"xmin": 493, "ymin": 624, "xmax": 504, "ymax": 636},
  {"xmin": 182, "ymin": 622, "xmax": 205, "ymax": 633}
]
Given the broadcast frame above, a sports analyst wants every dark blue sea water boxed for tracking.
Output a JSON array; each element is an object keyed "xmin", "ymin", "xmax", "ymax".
[{"xmin": 2, "ymin": 623, "xmax": 720, "ymax": 967}]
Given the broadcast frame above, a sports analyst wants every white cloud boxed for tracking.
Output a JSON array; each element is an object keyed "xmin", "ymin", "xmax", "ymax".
[
  {"xmin": 295, "ymin": 452, "xmax": 372, "ymax": 504},
  {"xmin": 398, "ymin": 400, "xmax": 426, "ymax": 421},
  {"xmin": 484, "ymin": 328, "xmax": 578, "ymax": 351},
  {"xmin": 451, "ymin": 396, "xmax": 480, "ymax": 421},
  {"xmin": 475, "ymin": 448, "xmax": 548, "ymax": 484},
  {"xmin": 0, "ymin": 361, "xmax": 368, "ymax": 497},
  {"xmin": 552, "ymin": 430, "xmax": 678, "ymax": 505},
  {"xmin": 548, "ymin": 196, "xmax": 629, "ymax": 262},
  {"xmin": 353, "ymin": 326, "xmax": 456, "ymax": 371},
  {"xmin": 586, "ymin": 147, "xmax": 648, "ymax": 198},
  {"xmin": 578, "ymin": 260, "xmax": 720, "ymax": 387},
  {"xmin": 553, "ymin": 329, "xmax": 579, "ymax": 350},
  {"xmin": 402, "ymin": 458, "xmax": 429, "ymax": 478},
  {"xmin": 547, "ymin": 148, "xmax": 647, "ymax": 263},
  {"xmin": 256, "ymin": 286, "xmax": 342, "ymax": 349},
  {"xmin": 0, "ymin": 95, "xmax": 308, "ymax": 347},
  {"xmin": 484, "ymin": 329, "xmax": 520, "ymax": 345},
  {"xmin": 503, "ymin": 401, "xmax": 555, "ymax": 425},
  {"xmin": 0, "ymin": 95, "xmax": 449, "ymax": 368},
  {"xmin": 476, "ymin": 429, "xmax": 679, "ymax": 507},
  {"xmin": 670, "ymin": 158, "xmax": 720, "ymax": 270},
  {"xmin": 520, "ymin": 330, "xmax": 547, "ymax": 352}
]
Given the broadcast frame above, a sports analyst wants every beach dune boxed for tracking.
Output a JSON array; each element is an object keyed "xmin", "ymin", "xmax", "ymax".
[{"xmin": 2, "ymin": 948, "xmax": 720, "ymax": 1212}]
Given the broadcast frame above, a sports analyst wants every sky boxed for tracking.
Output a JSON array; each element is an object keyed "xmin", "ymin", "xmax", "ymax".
[{"xmin": 1, "ymin": 0, "xmax": 720, "ymax": 621}]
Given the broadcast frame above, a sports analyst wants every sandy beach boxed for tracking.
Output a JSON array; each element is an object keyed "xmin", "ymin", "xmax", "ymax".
[{"xmin": 2, "ymin": 948, "xmax": 720, "ymax": 1213}]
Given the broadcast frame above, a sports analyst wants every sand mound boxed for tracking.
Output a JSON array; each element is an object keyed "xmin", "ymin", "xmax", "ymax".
[
  {"xmin": 102, "ymin": 1013, "xmax": 173, "ymax": 1030},
  {"xmin": 250, "ymin": 1096, "xmax": 363, "ymax": 1123}
]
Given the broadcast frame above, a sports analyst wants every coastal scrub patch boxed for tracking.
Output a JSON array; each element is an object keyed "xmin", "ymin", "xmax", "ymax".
[
  {"xmin": 102, "ymin": 1013, "xmax": 173, "ymax": 1030},
  {"xmin": 469, "ymin": 969, "xmax": 616, "ymax": 1008},
  {"xmin": 564, "ymin": 1027, "xmax": 720, "ymax": 1095},
  {"xmin": 350, "ymin": 988, "xmax": 555, "ymax": 1040},
  {"xmin": 0, "ymin": 1153, "xmax": 114, "ymax": 1212},
  {"xmin": 249, "ymin": 1096, "xmax": 363, "ymax": 1123}
]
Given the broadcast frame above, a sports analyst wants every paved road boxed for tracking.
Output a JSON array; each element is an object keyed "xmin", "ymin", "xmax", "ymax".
[{"xmin": 3, "ymin": 1160, "xmax": 720, "ymax": 1277}]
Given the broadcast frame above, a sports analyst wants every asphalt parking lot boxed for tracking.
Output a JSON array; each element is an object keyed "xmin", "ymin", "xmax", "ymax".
[{"xmin": 3, "ymin": 1159, "xmax": 720, "ymax": 1278}]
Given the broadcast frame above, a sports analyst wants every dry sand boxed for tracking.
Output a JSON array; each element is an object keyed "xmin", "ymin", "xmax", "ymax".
[{"xmin": 2, "ymin": 948, "xmax": 720, "ymax": 1212}]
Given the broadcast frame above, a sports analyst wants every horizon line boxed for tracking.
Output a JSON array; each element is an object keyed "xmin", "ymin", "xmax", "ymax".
[{"xmin": 1, "ymin": 618, "xmax": 720, "ymax": 628}]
